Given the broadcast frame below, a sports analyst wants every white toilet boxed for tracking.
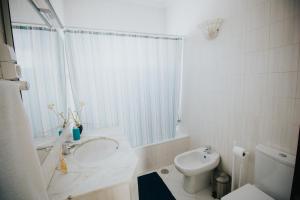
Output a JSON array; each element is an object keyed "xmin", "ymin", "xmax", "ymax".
[
  {"xmin": 174, "ymin": 147, "xmax": 220, "ymax": 193},
  {"xmin": 222, "ymin": 144, "xmax": 296, "ymax": 200}
]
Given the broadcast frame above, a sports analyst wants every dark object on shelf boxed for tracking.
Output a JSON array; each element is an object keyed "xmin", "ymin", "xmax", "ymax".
[
  {"xmin": 78, "ymin": 124, "xmax": 83, "ymax": 134},
  {"xmin": 138, "ymin": 172, "xmax": 176, "ymax": 200}
]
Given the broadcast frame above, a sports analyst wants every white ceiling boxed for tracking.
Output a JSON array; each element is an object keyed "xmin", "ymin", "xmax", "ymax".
[{"xmin": 112, "ymin": 0, "xmax": 172, "ymax": 8}]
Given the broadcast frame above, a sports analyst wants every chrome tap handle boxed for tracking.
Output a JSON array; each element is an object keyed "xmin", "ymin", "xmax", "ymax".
[
  {"xmin": 62, "ymin": 143, "xmax": 71, "ymax": 155},
  {"xmin": 204, "ymin": 145, "xmax": 212, "ymax": 153}
]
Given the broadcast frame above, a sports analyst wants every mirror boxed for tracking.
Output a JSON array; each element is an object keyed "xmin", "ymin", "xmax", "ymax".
[
  {"xmin": 8, "ymin": 0, "xmax": 67, "ymax": 164},
  {"xmin": 36, "ymin": 145, "xmax": 53, "ymax": 164}
]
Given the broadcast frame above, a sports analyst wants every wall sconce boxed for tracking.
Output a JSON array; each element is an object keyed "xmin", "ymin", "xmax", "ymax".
[{"xmin": 199, "ymin": 18, "xmax": 224, "ymax": 40}]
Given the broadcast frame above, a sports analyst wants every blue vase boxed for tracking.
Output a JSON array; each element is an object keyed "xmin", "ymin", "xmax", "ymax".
[{"xmin": 73, "ymin": 127, "xmax": 80, "ymax": 141}]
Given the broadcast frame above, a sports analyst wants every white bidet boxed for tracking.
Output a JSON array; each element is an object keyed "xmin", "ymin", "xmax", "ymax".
[{"xmin": 174, "ymin": 147, "xmax": 220, "ymax": 193}]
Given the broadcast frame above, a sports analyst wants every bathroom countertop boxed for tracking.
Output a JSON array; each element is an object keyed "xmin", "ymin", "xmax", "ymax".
[{"xmin": 47, "ymin": 128, "xmax": 138, "ymax": 200}]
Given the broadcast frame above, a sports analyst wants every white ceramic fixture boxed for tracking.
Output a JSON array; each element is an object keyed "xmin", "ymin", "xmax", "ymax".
[
  {"xmin": 48, "ymin": 128, "xmax": 138, "ymax": 200},
  {"xmin": 73, "ymin": 137, "xmax": 119, "ymax": 167},
  {"xmin": 222, "ymin": 184, "xmax": 273, "ymax": 200},
  {"xmin": 174, "ymin": 147, "xmax": 220, "ymax": 193},
  {"xmin": 222, "ymin": 144, "xmax": 296, "ymax": 200}
]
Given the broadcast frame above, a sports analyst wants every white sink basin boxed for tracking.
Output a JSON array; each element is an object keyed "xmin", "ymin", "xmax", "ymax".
[{"xmin": 73, "ymin": 137, "xmax": 119, "ymax": 166}]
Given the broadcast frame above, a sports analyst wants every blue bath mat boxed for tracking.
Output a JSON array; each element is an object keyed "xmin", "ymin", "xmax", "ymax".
[{"xmin": 138, "ymin": 172, "xmax": 176, "ymax": 200}]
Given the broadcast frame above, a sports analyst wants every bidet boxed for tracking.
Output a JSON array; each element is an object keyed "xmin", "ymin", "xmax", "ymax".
[{"xmin": 174, "ymin": 147, "xmax": 220, "ymax": 193}]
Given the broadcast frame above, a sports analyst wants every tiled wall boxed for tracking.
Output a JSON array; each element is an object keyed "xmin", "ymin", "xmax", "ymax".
[
  {"xmin": 167, "ymin": 0, "xmax": 300, "ymax": 183},
  {"xmin": 71, "ymin": 183, "xmax": 131, "ymax": 200},
  {"xmin": 134, "ymin": 134, "xmax": 190, "ymax": 174}
]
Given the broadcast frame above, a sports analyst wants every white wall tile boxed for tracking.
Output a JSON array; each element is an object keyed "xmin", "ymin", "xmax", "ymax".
[
  {"xmin": 269, "ymin": 44, "xmax": 299, "ymax": 72},
  {"xmin": 295, "ymin": 16, "xmax": 300, "ymax": 43},
  {"xmin": 270, "ymin": 16, "xmax": 300, "ymax": 48},
  {"xmin": 269, "ymin": 72, "xmax": 297, "ymax": 98},
  {"xmin": 245, "ymin": 27, "xmax": 269, "ymax": 52},
  {"xmin": 243, "ymin": 74, "xmax": 268, "ymax": 115},
  {"xmin": 135, "ymin": 136, "xmax": 190, "ymax": 174},
  {"xmin": 296, "ymin": 71, "xmax": 300, "ymax": 98},
  {"xmin": 297, "ymin": 49, "xmax": 300, "ymax": 74},
  {"xmin": 244, "ymin": 51, "xmax": 269, "ymax": 74},
  {"xmin": 72, "ymin": 183, "xmax": 131, "ymax": 200},
  {"xmin": 166, "ymin": 0, "xmax": 300, "ymax": 184},
  {"xmin": 246, "ymin": 0, "xmax": 270, "ymax": 31},
  {"xmin": 295, "ymin": 1, "xmax": 300, "ymax": 17},
  {"xmin": 292, "ymin": 99, "xmax": 300, "ymax": 127},
  {"xmin": 270, "ymin": 0, "xmax": 297, "ymax": 23},
  {"xmin": 246, "ymin": 0, "xmax": 269, "ymax": 9}
]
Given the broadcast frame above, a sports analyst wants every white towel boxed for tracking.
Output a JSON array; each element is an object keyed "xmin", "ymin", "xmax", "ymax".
[{"xmin": 0, "ymin": 80, "xmax": 49, "ymax": 200}]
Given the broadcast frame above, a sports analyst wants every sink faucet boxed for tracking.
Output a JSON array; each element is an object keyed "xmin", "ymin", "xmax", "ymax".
[
  {"xmin": 204, "ymin": 145, "xmax": 212, "ymax": 154},
  {"xmin": 62, "ymin": 141, "xmax": 78, "ymax": 155},
  {"xmin": 62, "ymin": 143, "xmax": 71, "ymax": 155}
]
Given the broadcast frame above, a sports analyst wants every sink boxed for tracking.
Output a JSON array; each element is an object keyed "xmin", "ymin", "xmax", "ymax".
[
  {"xmin": 73, "ymin": 137, "xmax": 119, "ymax": 166},
  {"xmin": 47, "ymin": 129, "xmax": 139, "ymax": 200}
]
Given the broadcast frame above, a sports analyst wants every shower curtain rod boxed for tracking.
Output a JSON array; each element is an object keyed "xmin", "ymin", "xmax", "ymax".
[
  {"xmin": 12, "ymin": 22, "xmax": 58, "ymax": 31},
  {"xmin": 65, "ymin": 26, "xmax": 184, "ymax": 40},
  {"xmin": 11, "ymin": 23, "xmax": 184, "ymax": 40},
  {"xmin": 12, "ymin": 24, "xmax": 56, "ymax": 32},
  {"xmin": 12, "ymin": 22, "xmax": 51, "ymax": 27}
]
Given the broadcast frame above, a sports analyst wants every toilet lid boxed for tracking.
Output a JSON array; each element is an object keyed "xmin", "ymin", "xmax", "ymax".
[{"xmin": 221, "ymin": 184, "xmax": 274, "ymax": 200}]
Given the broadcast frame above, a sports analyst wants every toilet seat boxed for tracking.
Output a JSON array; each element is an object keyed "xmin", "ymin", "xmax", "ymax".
[{"xmin": 221, "ymin": 184, "xmax": 274, "ymax": 200}]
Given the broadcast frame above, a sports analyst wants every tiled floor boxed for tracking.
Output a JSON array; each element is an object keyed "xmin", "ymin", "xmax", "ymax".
[{"xmin": 135, "ymin": 165, "xmax": 215, "ymax": 200}]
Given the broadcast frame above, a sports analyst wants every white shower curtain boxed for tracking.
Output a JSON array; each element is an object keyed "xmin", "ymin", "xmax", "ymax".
[
  {"xmin": 13, "ymin": 26, "xmax": 67, "ymax": 138},
  {"xmin": 65, "ymin": 30, "xmax": 183, "ymax": 146}
]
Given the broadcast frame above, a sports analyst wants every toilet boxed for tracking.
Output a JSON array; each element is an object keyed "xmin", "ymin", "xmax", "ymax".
[
  {"xmin": 174, "ymin": 147, "xmax": 220, "ymax": 193},
  {"xmin": 222, "ymin": 144, "xmax": 296, "ymax": 200}
]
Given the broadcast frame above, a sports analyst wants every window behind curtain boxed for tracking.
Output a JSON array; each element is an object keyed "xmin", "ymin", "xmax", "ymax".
[
  {"xmin": 13, "ymin": 26, "xmax": 67, "ymax": 138},
  {"xmin": 65, "ymin": 30, "xmax": 183, "ymax": 147},
  {"xmin": 12, "ymin": 26, "xmax": 183, "ymax": 146}
]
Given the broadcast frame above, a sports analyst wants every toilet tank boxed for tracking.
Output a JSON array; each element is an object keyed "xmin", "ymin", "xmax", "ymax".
[{"xmin": 254, "ymin": 144, "xmax": 296, "ymax": 200}]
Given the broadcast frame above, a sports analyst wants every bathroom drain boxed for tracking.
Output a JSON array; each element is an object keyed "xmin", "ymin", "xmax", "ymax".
[{"xmin": 160, "ymin": 168, "xmax": 169, "ymax": 174}]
